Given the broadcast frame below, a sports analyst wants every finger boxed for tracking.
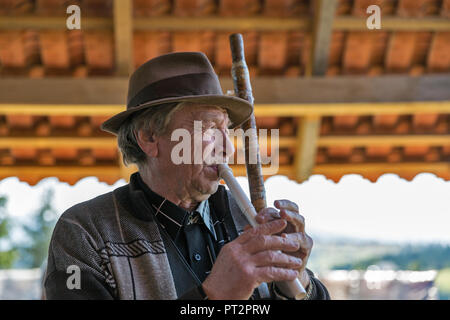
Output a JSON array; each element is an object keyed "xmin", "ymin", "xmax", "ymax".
[
  {"xmin": 281, "ymin": 232, "xmax": 313, "ymax": 251},
  {"xmin": 236, "ymin": 219, "xmax": 287, "ymax": 244},
  {"xmin": 274, "ymin": 200, "xmax": 299, "ymax": 213},
  {"xmin": 279, "ymin": 209, "xmax": 305, "ymax": 232},
  {"xmin": 252, "ymin": 250, "xmax": 303, "ymax": 269},
  {"xmin": 244, "ymin": 234, "xmax": 299, "ymax": 254},
  {"xmin": 255, "ymin": 207, "xmax": 280, "ymax": 224},
  {"xmin": 243, "ymin": 224, "xmax": 252, "ymax": 231},
  {"xmin": 255, "ymin": 266, "xmax": 299, "ymax": 283}
]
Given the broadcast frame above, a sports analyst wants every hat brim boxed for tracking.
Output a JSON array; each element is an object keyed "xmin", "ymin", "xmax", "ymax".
[{"xmin": 100, "ymin": 94, "xmax": 253, "ymax": 135}]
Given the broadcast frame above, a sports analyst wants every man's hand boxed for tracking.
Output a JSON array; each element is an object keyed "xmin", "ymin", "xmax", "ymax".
[
  {"xmin": 255, "ymin": 200, "xmax": 313, "ymax": 289},
  {"xmin": 202, "ymin": 219, "xmax": 303, "ymax": 300}
]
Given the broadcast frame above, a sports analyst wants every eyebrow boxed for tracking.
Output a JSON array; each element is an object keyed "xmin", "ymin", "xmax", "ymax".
[{"xmin": 201, "ymin": 112, "xmax": 230, "ymax": 127}]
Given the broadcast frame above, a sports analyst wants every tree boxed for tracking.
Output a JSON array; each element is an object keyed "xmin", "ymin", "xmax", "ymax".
[
  {"xmin": 0, "ymin": 195, "xmax": 18, "ymax": 268},
  {"xmin": 18, "ymin": 188, "xmax": 58, "ymax": 268}
]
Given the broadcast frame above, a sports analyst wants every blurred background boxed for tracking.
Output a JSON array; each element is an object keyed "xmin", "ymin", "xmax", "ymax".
[{"xmin": 0, "ymin": 0, "xmax": 449, "ymax": 299}]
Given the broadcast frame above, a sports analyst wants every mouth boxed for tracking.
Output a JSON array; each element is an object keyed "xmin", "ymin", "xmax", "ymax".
[{"xmin": 204, "ymin": 164, "xmax": 219, "ymax": 179}]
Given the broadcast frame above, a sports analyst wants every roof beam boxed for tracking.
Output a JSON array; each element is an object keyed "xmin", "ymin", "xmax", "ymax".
[
  {"xmin": 113, "ymin": 0, "xmax": 134, "ymax": 76},
  {"xmin": 306, "ymin": 0, "xmax": 338, "ymax": 76},
  {"xmin": 0, "ymin": 16, "xmax": 449, "ymax": 31},
  {"xmin": 296, "ymin": 0, "xmax": 337, "ymax": 182},
  {"xmin": 0, "ymin": 75, "xmax": 449, "ymax": 105},
  {"xmin": 0, "ymin": 134, "xmax": 448, "ymax": 150},
  {"xmin": 1, "ymin": 162, "xmax": 448, "ymax": 186},
  {"xmin": 1, "ymin": 101, "xmax": 450, "ymax": 117},
  {"xmin": 294, "ymin": 115, "xmax": 322, "ymax": 182}
]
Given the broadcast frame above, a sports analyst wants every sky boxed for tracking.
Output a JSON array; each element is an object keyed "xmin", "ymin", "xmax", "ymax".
[{"xmin": 0, "ymin": 172, "xmax": 449, "ymax": 245}]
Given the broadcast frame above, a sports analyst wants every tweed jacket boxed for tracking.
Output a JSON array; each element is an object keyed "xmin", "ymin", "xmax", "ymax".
[{"xmin": 44, "ymin": 172, "xmax": 329, "ymax": 300}]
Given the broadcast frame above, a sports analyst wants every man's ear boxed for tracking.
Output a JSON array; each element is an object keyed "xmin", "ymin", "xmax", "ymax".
[{"xmin": 135, "ymin": 129, "xmax": 158, "ymax": 158}]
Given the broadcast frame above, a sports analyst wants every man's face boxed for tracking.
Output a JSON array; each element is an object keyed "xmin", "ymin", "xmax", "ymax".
[{"xmin": 155, "ymin": 104, "xmax": 235, "ymax": 202}]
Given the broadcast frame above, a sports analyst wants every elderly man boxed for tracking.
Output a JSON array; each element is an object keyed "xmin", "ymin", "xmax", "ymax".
[{"xmin": 44, "ymin": 52, "xmax": 329, "ymax": 300}]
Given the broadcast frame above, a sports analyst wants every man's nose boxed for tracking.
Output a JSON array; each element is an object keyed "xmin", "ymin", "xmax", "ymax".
[{"xmin": 214, "ymin": 129, "xmax": 235, "ymax": 161}]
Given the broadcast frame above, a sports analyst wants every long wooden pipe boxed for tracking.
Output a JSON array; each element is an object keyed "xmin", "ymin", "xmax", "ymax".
[{"xmin": 227, "ymin": 34, "xmax": 306, "ymax": 299}]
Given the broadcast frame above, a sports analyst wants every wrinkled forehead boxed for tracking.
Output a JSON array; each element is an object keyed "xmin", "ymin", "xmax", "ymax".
[{"xmin": 178, "ymin": 104, "xmax": 230, "ymax": 125}]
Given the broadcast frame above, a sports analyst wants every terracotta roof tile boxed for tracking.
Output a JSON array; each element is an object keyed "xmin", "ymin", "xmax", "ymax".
[
  {"xmin": 258, "ymin": 32, "xmax": 288, "ymax": 73},
  {"xmin": 49, "ymin": 115, "xmax": 76, "ymax": 128},
  {"xmin": 373, "ymin": 115, "xmax": 400, "ymax": 128},
  {"xmin": 52, "ymin": 148, "xmax": 78, "ymax": 160},
  {"xmin": 11, "ymin": 147, "xmax": 37, "ymax": 159},
  {"xmin": 442, "ymin": 0, "xmax": 450, "ymax": 17},
  {"xmin": 84, "ymin": 31, "xmax": 114, "ymax": 74},
  {"xmin": 7, "ymin": 115, "xmax": 33, "ymax": 127},
  {"xmin": 403, "ymin": 145, "xmax": 430, "ymax": 158},
  {"xmin": 173, "ymin": 0, "xmax": 216, "ymax": 16},
  {"xmin": 343, "ymin": 32, "xmax": 376, "ymax": 74},
  {"xmin": 397, "ymin": 0, "xmax": 441, "ymax": 17},
  {"xmin": 333, "ymin": 115, "xmax": 359, "ymax": 130},
  {"xmin": 263, "ymin": 0, "xmax": 310, "ymax": 17},
  {"xmin": 39, "ymin": 31, "xmax": 70, "ymax": 70},
  {"xmin": 0, "ymin": 0, "xmax": 34, "ymax": 14},
  {"xmin": 336, "ymin": 0, "xmax": 352, "ymax": 15},
  {"xmin": 218, "ymin": 0, "xmax": 261, "ymax": 16},
  {"xmin": 427, "ymin": 32, "xmax": 450, "ymax": 72},
  {"xmin": 91, "ymin": 148, "xmax": 117, "ymax": 160},
  {"xmin": 134, "ymin": 31, "xmax": 171, "ymax": 68},
  {"xmin": 0, "ymin": 31, "xmax": 39, "ymax": 68},
  {"xmin": 386, "ymin": 32, "xmax": 416, "ymax": 73},
  {"xmin": 366, "ymin": 146, "xmax": 393, "ymax": 158},
  {"xmin": 133, "ymin": 0, "xmax": 171, "ymax": 16},
  {"xmin": 412, "ymin": 113, "xmax": 439, "ymax": 128},
  {"xmin": 84, "ymin": 0, "xmax": 113, "ymax": 17},
  {"xmin": 172, "ymin": 31, "xmax": 215, "ymax": 62},
  {"xmin": 327, "ymin": 146, "xmax": 353, "ymax": 158}
]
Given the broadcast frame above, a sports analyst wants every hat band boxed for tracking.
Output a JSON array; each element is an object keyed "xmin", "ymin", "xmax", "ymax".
[{"xmin": 128, "ymin": 72, "xmax": 223, "ymax": 109}]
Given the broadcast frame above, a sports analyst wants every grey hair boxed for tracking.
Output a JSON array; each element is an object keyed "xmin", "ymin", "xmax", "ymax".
[{"xmin": 117, "ymin": 102, "xmax": 184, "ymax": 170}]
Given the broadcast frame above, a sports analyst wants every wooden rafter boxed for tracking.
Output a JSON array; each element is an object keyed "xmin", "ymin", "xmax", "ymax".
[
  {"xmin": 0, "ymin": 134, "xmax": 448, "ymax": 150},
  {"xmin": 295, "ymin": 0, "xmax": 337, "ymax": 182},
  {"xmin": 1, "ymin": 101, "xmax": 450, "ymax": 117},
  {"xmin": 3, "ymin": 163, "xmax": 447, "ymax": 186},
  {"xmin": 113, "ymin": 0, "xmax": 133, "ymax": 76},
  {"xmin": 0, "ymin": 16, "xmax": 449, "ymax": 32},
  {"xmin": 306, "ymin": 0, "xmax": 338, "ymax": 77},
  {"xmin": 1, "ymin": 76, "xmax": 449, "ymax": 105}
]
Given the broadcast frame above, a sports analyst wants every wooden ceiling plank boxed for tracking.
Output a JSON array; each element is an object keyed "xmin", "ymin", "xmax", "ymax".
[
  {"xmin": 306, "ymin": 0, "xmax": 338, "ymax": 76},
  {"xmin": 113, "ymin": 0, "xmax": 134, "ymax": 76},
  {"xmin": 295, "ymin": 0, "xmax": 336, "ymax": 182},
  {"xmin": 0, "ymin": 137, "xmax": 116, "ymax": 148},
  {"xmin": 1, "ymin": 162, "xmax": 449, "ymax": 184},
  {"xmin": 294, "ymin": 115, "xmax": 321, "ymax": 182},
  {"xmin": 1, "ymin": 75, "xmax": 450, "ymax": 105},
  {"xmin": 1, "ymin": 101, "xmax": 450, "ymax": 117},
  {"xmin": 0, "ymin": 15, "xmax": 449, "ymax": 31}
]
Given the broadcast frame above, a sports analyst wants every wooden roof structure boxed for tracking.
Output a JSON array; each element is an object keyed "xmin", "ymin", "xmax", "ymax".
[{"xmin": 0, "ymin": 0, "xmax": 449, "ymax": 185}]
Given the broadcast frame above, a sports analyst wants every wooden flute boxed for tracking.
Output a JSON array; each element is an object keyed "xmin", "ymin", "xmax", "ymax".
[{"xmin": 227, "ymin": 34, "xmax": 306, "ymax": 299}]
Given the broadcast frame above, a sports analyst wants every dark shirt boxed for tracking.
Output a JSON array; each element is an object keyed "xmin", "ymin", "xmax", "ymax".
[
  {"xmin": 135, "ymin": 173, "xmax": 330, "ymax": 300},
  {"xmin": 135, "ymin": 173, "xmax": 227, "ymax": 283}
]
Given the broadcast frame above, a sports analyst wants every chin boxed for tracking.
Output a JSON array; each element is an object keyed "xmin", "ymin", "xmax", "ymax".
[{"xmin": 194, "ymin": 179, "xmax": 220, "ymax": 198}]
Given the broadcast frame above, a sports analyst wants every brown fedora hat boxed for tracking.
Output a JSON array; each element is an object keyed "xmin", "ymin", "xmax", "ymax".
[{"xmin": 101, "ymin": 52, "xmax": 253, "ymax": 135}]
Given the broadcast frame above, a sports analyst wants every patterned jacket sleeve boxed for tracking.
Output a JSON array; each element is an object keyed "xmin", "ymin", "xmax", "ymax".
[
  {"xmin": 271, "ymin": 269, "xmax": 331, "ymax": 300},
  {"xmin": 44, "ymin": 217, "xmax": 115, "ymax": 300}
]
